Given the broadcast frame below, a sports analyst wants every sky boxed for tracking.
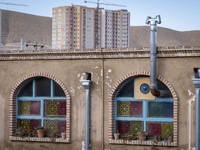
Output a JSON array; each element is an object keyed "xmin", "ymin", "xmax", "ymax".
[{"xmin": 0, "ymin": 0, "xmax": 200, "ymax": 31}]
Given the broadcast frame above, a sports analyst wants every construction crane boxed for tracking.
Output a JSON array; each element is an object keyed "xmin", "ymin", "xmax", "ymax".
[
  {"xmin": 0, "ymin": 2, "xmax": 28, "ymax": 7},
  {"xmin": 84, "ymin": 0, "xmax": 126, "ymax": 9}
]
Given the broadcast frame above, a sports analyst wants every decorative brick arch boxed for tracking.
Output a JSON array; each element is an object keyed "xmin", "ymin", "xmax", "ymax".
[
  {"xmin": 9, "ymin": 72, "xmax": 71, "ymax": 143},
  {"xmin": 108, "ymin": 71, "xmax": 178, "ymax": 146}
]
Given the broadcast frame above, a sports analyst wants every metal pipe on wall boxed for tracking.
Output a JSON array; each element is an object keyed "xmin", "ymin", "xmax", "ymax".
[
  {"xmin": 146, "ymin": 15, "xmax": 170, "ymax": 97},
  {"xmin": 81, "ymin": 74, "xmax": 92, "ymax": 150},
  {"xmin": 189, "ymin": 96, "xmax": 196, "ymax": 150},
  {"xmin": 192, "ymin": 78, "xmax": 200, "ymax": 150},
  {"xmin": 0, "ymin": 9, "xmax": 2, "ymax": 51}
]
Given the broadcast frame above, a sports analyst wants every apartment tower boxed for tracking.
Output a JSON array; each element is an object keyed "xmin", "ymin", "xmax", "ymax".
[{"xmin": 52, "ymin": 5, "xmax": 130, "ymax": 50}]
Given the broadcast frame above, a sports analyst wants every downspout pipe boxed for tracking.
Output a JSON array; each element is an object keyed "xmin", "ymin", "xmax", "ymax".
[
  {"xmin": 0, "ymin": 9, "xmax": 1, "ymax": 51},
  {"xmin": 192, "ymin": 78, "xmax": 200, "ymax": 150},
  {"xmin": 81, "ymin": 73, "xmax": 92, "ymax": 150},
  {"xmin": 189, "ymin": 96, "xmax": 196, "ymax": 150},
  {"xmin": 146, "ymin": 15, "xmax": 170, "ymax": 97}
]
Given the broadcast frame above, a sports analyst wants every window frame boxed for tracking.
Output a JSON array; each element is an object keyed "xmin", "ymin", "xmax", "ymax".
[
  {"xmin": 108, "ymin": 72, "xmax": 178, "ymax": 147},
  {"xmin": 115, "ymin": 78, "xmax": 174, "ymax": 136},
  {"xmin": 9, "ymin": 73, "xmax": 71, "ymax": 143},
  {"xmin": 16, "ymin": 78, "xmax": 66, "ymax": 129}
]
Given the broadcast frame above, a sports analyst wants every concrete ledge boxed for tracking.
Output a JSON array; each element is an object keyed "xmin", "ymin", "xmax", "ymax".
[
  {"xmin": 109, "ymin": 139, "xmax": 177, "ymax": 147},
  {"xmin": 9, "ymin": 136, "xmax": 70, "ymax": 143},
  {"xmin": 0, "ymin": 46, "xmax": 200, "ymax": 61}
]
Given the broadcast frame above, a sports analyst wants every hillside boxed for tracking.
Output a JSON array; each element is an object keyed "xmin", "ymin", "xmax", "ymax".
[
  {"xmin": 130, "ymin": 26, "xmax": 200, "ymax": 48},
  {"xmin": 1, "ymin": 9, "xmax": 52, "ymax": 48},
  {"xmin": 1, "ymin": 9, "xmax": 200, "ymax": 49}
]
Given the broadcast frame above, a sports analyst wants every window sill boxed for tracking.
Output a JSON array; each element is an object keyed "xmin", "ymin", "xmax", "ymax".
[
  {"xmin": 109, "ymin": 139, "xmax": 177, "ymax": 147},
  {"xmin": 10, "ymin": 136, "xmax": 70, "ymax": 143}
]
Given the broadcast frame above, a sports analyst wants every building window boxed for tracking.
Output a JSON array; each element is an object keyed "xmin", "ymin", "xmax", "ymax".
[
  {"xmin": 17, "ymin": 77, "xmax": 66, "ymax": 137},
  {"xmin": 116, "ymin": 78, "xmax": 173, "ymax": 138},
  {"xmin": 10, "ymin": 73, "xmax": 71, "ymax": 143},
  {"xmin": 108, "ymin": 72, "xmax": 178, "ymax": 146}
]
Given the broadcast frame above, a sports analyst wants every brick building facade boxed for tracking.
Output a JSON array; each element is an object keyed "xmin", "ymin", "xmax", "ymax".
[{"xmin": 0, "ymin": 46, "xmax": 199, "ymax": 150}]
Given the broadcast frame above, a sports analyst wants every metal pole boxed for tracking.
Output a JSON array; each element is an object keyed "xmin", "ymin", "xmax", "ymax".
[
  {"xmin": 146, "ymin": 15, "xmax": 170, "ymax": 97},
  {"xmin": 81, "ymin": 80, "xmax": 91, "ymax": 150},
  {"xmin": 149, "ymin": 21, "xmax": 157, "ymax": 91},
  {"xmin": 85, "ymin": 88, "xmax": 90, "ymax": 150},
  {"xmin": 192, "ymin": 78, "xmax": 200, "ymax": 150},
  {"xmin": 36, "ymin": 42, "xmax": 38, "ymax": 50},
  {"xmin": 21, "ymin": 39, "xmax": 24, "ymax": 50},
  {"xmin": 0, "ymin": 9, "xmax": 2, "ymax": 51},
  {"xmin": 145, "ymin": 15, "xmax": 161, "ymax": 96},
  {"xmin": 196, "ymin": 88, "xmax": 200, "ymax": 150},
  {"xmin": 189, "ymin": 96, "xmax": 196, "ymax": 150}
]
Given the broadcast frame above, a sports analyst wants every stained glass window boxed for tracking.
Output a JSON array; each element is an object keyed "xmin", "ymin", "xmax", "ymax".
[
  {"xmin": 44, "ymin": 120, "xmax": 66, "ymax": 136},
  {"xmin": 115, "ymin": 77, "xmax": 174, "ymax": 141},
  {"xmin": 148, "ymin": 102, "xmax": 173, "ymax": 118},
  {"xmin": 117, "ymin": 101, "xmax": 143, "ymax": 117},
  {"xmin": 116, "ymin": 121, "xmax": 143, "ymax": 135},
  {"xmin": 130, "ymin": 101, "xmax": 143, "ymax": 117},
  {"xmin": 17, "ymin": 77, "xmax": 66, "ymax": 138},
  {"xmin": 17, "ymin": 119, "xmax": 41, "ymax": 132},
  {"xmin": 18, "ymin": 101, "xmax": 41, "ymax": 116},
  {"xmin": 45, "ymin": 100, "xmax": 66, "ymax": 117},
  {"xmin": 147, "ymin": 122, "xmax": 173, "ymax": 138}
]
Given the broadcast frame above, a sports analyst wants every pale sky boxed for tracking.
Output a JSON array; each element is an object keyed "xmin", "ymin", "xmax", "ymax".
[{"xmin": 1, "ymin": 0, "xmax": 200, "ymax": 31}]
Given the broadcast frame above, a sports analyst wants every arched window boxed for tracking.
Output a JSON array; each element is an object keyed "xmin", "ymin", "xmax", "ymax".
[
  {"xmin": 115, "ymin": 77, "xmax": 173, "ymax": 139},
  {"xmin": 16, "ymin": 77, "xmax": 66, "ymax": 137},
  {"xmin": 108, "ymin": 73, "xmax": 178, "ymax": 146}
]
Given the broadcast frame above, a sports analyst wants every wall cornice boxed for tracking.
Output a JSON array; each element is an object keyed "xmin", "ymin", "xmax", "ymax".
[{"xmin": 0, "ymin": 46, "xmax": 200, "ymax": 61}]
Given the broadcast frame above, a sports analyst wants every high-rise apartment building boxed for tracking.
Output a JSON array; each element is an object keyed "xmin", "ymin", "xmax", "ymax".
[{"xmin": 52, "ymin": 5, "xmax": 130, "ymax": 50}]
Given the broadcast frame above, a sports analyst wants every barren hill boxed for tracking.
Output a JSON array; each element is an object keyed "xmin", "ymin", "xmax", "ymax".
[
  {"xmin": 1, "ymin": 9, "xmax": 52, "ymax": 48},
  {"xmin": 1, "ymin": 9, "xmax": 200, "ymax": 49},
  {"xmin": 130, "ymin": 26, "xmax": 200, "ymax": 48}
]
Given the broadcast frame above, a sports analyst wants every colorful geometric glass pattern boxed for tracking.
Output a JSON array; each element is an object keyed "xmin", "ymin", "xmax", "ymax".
[
  {"xmin": 58, "ymin": 102, "xmax": 66, "ymax": 116},
  {"xmin": 130, "ymin": 121, "xmax": 143, "ymax": 134},
  {"xmin": 117, "ymin": 121, "xmax": 130, "ymax": 135},
  {"xmin": 45, "ymin": 100, "xmax": 66, "ymax": 117},
  {"xmin": 148, "ymin": 102, "xmax": 173, "ymax": 118},
  {"xmin": 44, "ymin": 120, "xmax": 66, "ymax": 136},
  {"xmin": 117, "ymin": 101, "xmax": 130, "ymax": 117},
  {"xmin": 18, "ymin": 101, "xmax": 40, "ymax": 116},
  {"xmin": 161, "ymin": 123, "xmax": 173, "ymax": 138},
  {"xmin": 117, "ymin": 101, "xmax": 143, "ymax": 117},
  {"xmin": 17, "ymin": 119, "xmax": 41, "ymax": 132},
  {"xmin": 117, "ymin": 121, "xmax": 143, "ymax": 135},
  {"xmin": 130, "ymin": 101, "xmax": 143, "ymax": 117},
  {"xmin": 30, "ymin": 101, "xmax": 41, "ymax": 115},
  {"xmin": 148, "ymin": 122, "xmax": 173, "ymax": 138},
  {"xmin": 58, "ymin": 120, "xmax": 66, "ymax": 134},
  {"xmin": 147, "ymin": 122, "xmax": 161, "ymax": 137}
]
